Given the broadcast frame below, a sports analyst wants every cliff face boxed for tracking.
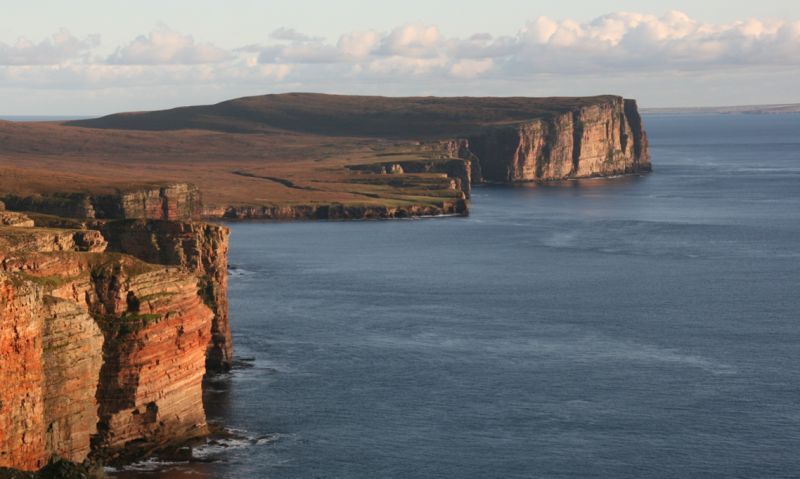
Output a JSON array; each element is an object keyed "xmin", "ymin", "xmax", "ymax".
[
  {"xmin": 41, "ymin": 296, "xmax": 104, "ymax": 464},
  {"xmin": 94, "ymin": 220, "xmax": 231, "ymax": 372},
  {"xmin": 0, "ymin": 272, "xmax": 46, "ymax": 470},
  {"xmin": 1, "ymin": 184, "xmax": 201, "ymax": 222},
  {"xmin": 468, "ymin": 97, "xmax": 651, "ymax": 182},
  {"xmin": 342, "ymin": 97, "xmax": 649, "ymax": 191},
  {"xmin": 0, "ymin": 212, "xmax": 227, "ymax": 471},
  {"xmin": 88, "ymin": 261, "xmax": 212, "ymax": 459},
  {"xmin": 110, "ymin": 184, "xmax": 201, "ymax": 221},
  {"xmin": 201, "ymin": 201, "xmax": 469, "ymax": 220},
  {"xmin": 5, "ymin": 215, "xmax": 232, "ymax": 372}
]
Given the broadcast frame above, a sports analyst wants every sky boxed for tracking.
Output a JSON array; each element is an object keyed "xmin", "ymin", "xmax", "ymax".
[{"xmin": 2, "ymin": 0, "xmax": 799, "ymax": 114}]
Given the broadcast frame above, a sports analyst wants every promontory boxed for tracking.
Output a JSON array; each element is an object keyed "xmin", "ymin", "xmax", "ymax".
[{"xmin": 0, "ymin": 93, "xmax": 650, "ymax": 476}]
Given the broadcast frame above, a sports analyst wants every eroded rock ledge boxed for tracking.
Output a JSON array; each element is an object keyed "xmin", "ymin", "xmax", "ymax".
[{"xmin": 0, "ymin": 211, "xmax": 230, "ymax": 471}]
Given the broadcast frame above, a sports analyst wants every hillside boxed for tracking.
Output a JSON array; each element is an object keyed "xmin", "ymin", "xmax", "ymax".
[
  {"xmin": 64, "ymin": 93, "xmax": 618, "ymax": 139},
  {"xmin": 1, "ymin": 93, "xmax": 650, "ymax": 221}
]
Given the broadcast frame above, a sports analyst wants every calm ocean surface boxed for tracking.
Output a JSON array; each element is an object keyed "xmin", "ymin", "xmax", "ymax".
[{"xmin": 119, "ymin": 114, "xmax": 800, "ymax": 478}]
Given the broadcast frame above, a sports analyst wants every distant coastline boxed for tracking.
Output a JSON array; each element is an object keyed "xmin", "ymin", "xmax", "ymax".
[{"xmin": 640, "ymin": 104, "xmax": 800, "ymax": 115}]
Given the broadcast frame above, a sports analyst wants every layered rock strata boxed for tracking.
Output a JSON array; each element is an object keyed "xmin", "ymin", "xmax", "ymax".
[
  {"xmin": 200, "ymin": 201, "xmax": 469, "ymax": 220},
  {"xmin": 1, "ymin": 184, "xmax": 201, "ymax": 221},
  {"xmin": 0, "ymin": 212, "xmax": 227, "ymax": 471},
  {"xmin": 0, "ymin": 272, "xmax": 46, "ymax": 470},
  {"xmin": 94, "ymin": 220, "xmax": 231, "ymax": 372},
  {"xmin": 9, "ymin": 215, "xmax": 232, "ymax": 372},
  {"xmin": 467, "ymin": 98, "xmax": 651, "ymax": 182}
]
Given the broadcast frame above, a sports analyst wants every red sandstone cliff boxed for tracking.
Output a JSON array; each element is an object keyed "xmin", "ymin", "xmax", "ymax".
[
  {"xmin": 94, "ymin": 220, "xmax": 232, "ymax": 372},
  {"xmin": 0, "ymin": 212, "xmax": 227, "ymax": 471}
]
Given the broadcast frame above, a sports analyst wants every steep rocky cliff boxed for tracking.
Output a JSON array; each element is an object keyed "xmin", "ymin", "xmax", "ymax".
[
  {"xmin": 467, "ymin": 98, "xmax": 651, "ymax": 182},
  {"xmin": 342, "ymin": 97, "xmax": 649, "ymax": 189},
  {"xmin": 0, "ymin": 184, "xmax": 201, "ymax": 222},
  {"xmin": 6, "ymin": 214, "xmax": 232, "ymax": 372},
  {"xmin": 0, "ymin": 212, "xmax": 228, "ymax": 471},
  {"xmin": 200, "ymin": 201, "xmax": 469, "ymax": 220},
  {"xmin": 94, "ymin": 220, "xmax": 231, "ymax": 372}
]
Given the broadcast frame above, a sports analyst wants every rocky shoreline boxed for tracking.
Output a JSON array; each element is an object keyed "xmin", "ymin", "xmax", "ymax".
[{"xmin": 0, "ymin": 94, "xmax": 651, "ymax": 475}]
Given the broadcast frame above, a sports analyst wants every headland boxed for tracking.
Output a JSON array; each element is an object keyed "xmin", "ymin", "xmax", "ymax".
[{"xmin": 0, "ymin": 93, "xmax": 650, "ymax": 476}]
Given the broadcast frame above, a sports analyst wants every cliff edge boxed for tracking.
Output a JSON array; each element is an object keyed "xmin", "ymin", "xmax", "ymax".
[
  {"xmin": 2, "ymin": 94, "xmax": 650, "ymax": 223},
  {"xmin": 468, "ymin": 98, "xmax": 650, "ymax": 182},
  {"xmin": 0, "ymin": 211, "xmax": 230, "ymax": 471}
]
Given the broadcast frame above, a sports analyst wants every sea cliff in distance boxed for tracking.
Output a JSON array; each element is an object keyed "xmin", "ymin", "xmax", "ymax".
[
  {"xmin": 0, "ymin": 93, "xmax": 650, "ymax": 476},
  {"xmin": 0, "ymin": 93, "xmax": 650, "ymax": 221}
]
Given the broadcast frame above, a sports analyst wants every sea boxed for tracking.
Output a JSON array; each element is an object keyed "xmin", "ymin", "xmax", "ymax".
[{"xmin": 116, "ymin": 114, "xmax": 800, "ymax": 479}]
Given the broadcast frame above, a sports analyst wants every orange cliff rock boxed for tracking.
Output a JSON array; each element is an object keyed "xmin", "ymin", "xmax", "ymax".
[
  {"xmin": 468, "ymin": 98, "xmax": 651, "ymax": 182},
  {"xmin": 92, "ymin": 219, "xmax": 232, "ymax": 372},
  {"xmin": 0, "ymin": 212, "xmax": 230, "ymax": 471}
]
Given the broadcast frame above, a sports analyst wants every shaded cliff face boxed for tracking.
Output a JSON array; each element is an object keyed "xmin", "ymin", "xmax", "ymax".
[
  {"xmin": 201, "ymin": 201, "xmax": 469, "ymax": 220},
  {"xmin": 0, "ymin": 212, "xmax": 225, "ymax": 471},
  {"xmin": 41, "ymin": 296, "xmax": 104, "ymax": 464},
  {"xmin": 468, "ymin": 97, "xmax": 651, "ymax": 182}
]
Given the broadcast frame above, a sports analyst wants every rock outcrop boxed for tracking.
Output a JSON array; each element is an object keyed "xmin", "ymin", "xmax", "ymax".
[
  {"xmin": 200, "ymin": 201, "xmax": 469, "ymax": 220},
  {"xmin": 1, "ymin": 184, "xmax": 201, "ymax": 221},
  {"xmin": 0, "ymin": 212, "xmax": 229, "ymax": 471},
  {"xmin": 467, "ymin": 97, "xmax": 651, "ymax": 182},
  {"xmin": 347, "ymin": 158, "xmax": 472, "ymax": 192}
]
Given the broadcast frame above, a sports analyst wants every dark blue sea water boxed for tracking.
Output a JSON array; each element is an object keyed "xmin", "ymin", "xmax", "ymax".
[{"xmin": 120, "ymin": 114, "xmax": 800, "ymax": 478}]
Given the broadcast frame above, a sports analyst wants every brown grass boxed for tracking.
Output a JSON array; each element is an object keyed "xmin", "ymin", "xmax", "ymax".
[{"xmin": 1, "ymin": 93, "xmax": 620, "ymax": 210}]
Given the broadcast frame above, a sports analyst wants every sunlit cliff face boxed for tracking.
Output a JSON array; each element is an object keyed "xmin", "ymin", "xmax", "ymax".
[{"xmin": 0, "ymin": 212, "xmax": 231, "ymax": 470}]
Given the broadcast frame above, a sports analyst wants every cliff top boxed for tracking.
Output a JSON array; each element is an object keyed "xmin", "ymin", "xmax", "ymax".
[
  {"xmin": 1, "ymin": 93, "xmax": 646, "ymax": 219},
  {"xmin": 63, "ymin": 93, "xmax": 621, "ymax": 140},
  {"xmin": 0, "ymin": 167, "xmax": 187, "ymax": 198}
]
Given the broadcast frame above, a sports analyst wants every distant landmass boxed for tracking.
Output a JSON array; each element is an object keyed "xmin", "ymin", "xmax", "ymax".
[
  {"xmin": 640, "ymin": 104, "xmax": 800, "ymax": 115},
  {"xmin": 0, "ymin": 115, "xmax": 97, "ymax": 122},
  {"xmin": 0, "ymin": 93, "xmax": 651, "ymax": 223}
]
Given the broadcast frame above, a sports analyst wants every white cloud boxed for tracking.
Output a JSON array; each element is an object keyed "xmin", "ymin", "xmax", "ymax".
[
  {"xmin": 0, "ymin": 28, "xmax": 99, "ymax": 65},
  {"xmin": 269, "ymin": 27, "xmax": 325, "ymax": 43},
  {"xmin": 2, "ymin": 12, "xmax": 800, "ymax": 110},
  {"xmin": 511, "ymin": 11, "xmax": 800, "ymax": 71},
  {"xmin": 336, "ymin": 30, "xmax": 382, "ymax": 60},
  {"xmin": 244, "ymin": 13, "xmax": 800, "ymax": 73},
  {"xmin": 106, "ymin": 26, "xmax": 232, "ymax": 65},
  {"xmin": 376, "ymin": 22, "xmax": 442, "ymax": 58}
]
